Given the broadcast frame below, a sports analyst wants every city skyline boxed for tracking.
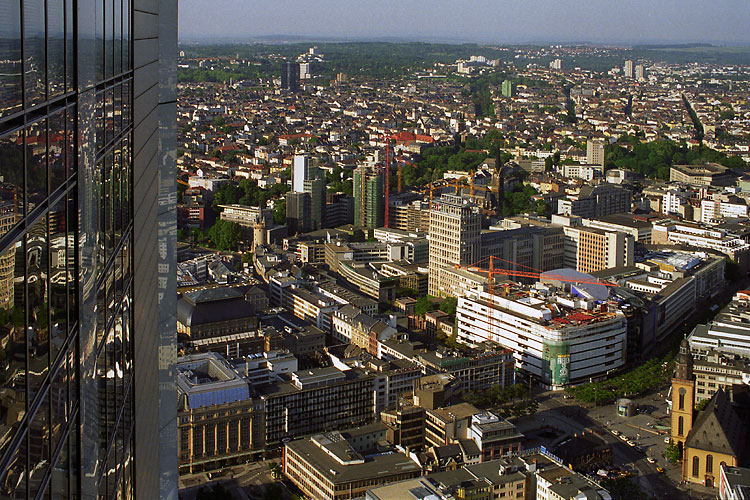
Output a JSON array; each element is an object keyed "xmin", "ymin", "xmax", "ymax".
[{"xmin": 179, "ymin": 0, "xmax": 750, "ymax": 44}]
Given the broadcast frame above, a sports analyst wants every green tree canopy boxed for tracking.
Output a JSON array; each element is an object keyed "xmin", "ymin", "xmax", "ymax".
[{"xmin": 206, "ymin": 219, "xmax": 243, "ymax": 251}]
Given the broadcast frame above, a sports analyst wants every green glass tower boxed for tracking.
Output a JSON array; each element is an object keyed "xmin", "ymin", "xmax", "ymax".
[{"xmin": 353, "ymin": 165, "xmax": 384, "ymax": 229}]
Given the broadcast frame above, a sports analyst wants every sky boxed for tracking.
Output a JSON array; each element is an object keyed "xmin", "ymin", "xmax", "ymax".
[{"xmin": 178, "ymin": 0, "xmax": 750, "ymax": 45}]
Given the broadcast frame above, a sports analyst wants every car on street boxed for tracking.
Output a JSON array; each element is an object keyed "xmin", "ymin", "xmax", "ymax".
[
  {"xmin": 656, "ymin": 467, "xmax": 665, "ymax": 473},
  {"xmin": 627, "ymin": 440, "xmax": 636, "ymax": 447},
  {"xmin": 634, "ymin": 446, "xmax": 643, "ymax": 452},
  {"xmin": 647, "ymin": 457, "xmax": 656, "ymax": 464},
  {"xmin": 611, "ymin": 430, "xmax": 619, "ymax": 436},
  {"xmin": 663, "ymin": 437, "xmax": 670, "ymax": 444}
]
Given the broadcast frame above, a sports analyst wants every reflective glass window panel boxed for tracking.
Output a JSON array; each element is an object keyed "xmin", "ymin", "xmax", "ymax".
[
  {"xmin": 114, "ymin": 0, "xmax": 122, "ymax": 76},
  {"xmin": 96, "ymin": 342, "xmax": 107, "ymax": 472},
  {"xmin": 122, "ymin": 0, "xmax": 130, "ymax": 71},
  {"xmin": 24, "ymin": 0, "xmax": 46, "ymax": 106},
  {"xmin": 112, "ymin": 312, "xmax": 124, "ymax": 414},
  {"xmin": 66, "ymin": 342, "xmax": 77, "ymax": 414},
  {"xmin": 27, "ymin": 213, "xmax": 49, "ymax": 405},
  {"xmin": 0, "ymin": 235, "xmax": 25, "ymax": 468},
  {"xmin": 113, "ymin": 83, "xmax": 122, "ymax": 138},
  {"xmin": 121, "ymin": 288, "xmax": 131, "ymax": 385},
  {"xmin": 28, "ymin": 390, "xmax": 51, "ymax": 498},
  {"xmin": 114, "ymin": 244, "xmax": 123, "ymax": 306},
  {"xmin": 26, "ymin": 119, "xmax": 48, "ymax": 214},
  {"xmin": 104, "ymin": 0, "xmax": 113, "ymax": 79},
  {"xmin": 48, "ymin": 0, "xmax": 66, "ymax": 98},
  {"xmin": 66, "ymin": 104, "xmax": 75, "ymax": 180},
  {"xmin": 49, "ymin": 423, "xmax": 70, "ymax": 500},
  {"xmin": 49, "ymin": 197, "xmax": 68, "ymax": 363},
  {"xmin": 50, "ymin": 355, "xmax": 68, "ymax": 457},
  {"xmin": 105, "ymin": 87, "xmax": 114, "ymax": 146},
  {"xmin": 96, "ymin": 281, "xmax": 106, "ymax": 349},
  {"xmin": 122, "ymin": 79, "xmax": 131, "ymax": 128},
  {"xmin": 65, "ymin": 0, "xmax": 74, "ymax": 93},
  {"xmin": 113, "ymin": 145, "xmax": 122, "ymax": 245},
  {"xmin": 68, "ymin": 418, "xmax": 79, "ymax": 499},
  {"xmin": 96, "ymin": 0, "xmax": 104, "ymax": 81},
  {"xmin": 0, "ymin": 130, "xmax": 24, "ymax": 238},
  {"xmin": 96, "ymin": 91, "xmax": 104, "ymax": 151},
  {"xmin": 66, "ymin": 194, "xmax": 76, "ymax": 325},
  {"xmin": 106, "ymin": 264, "xmax": 115, "ymax": 327},
  {"xmin": 96, "ymin": 158, "xmax": 105, "ymax": 277},
  {"xmin": 122, "ymin": 135, "xmax": 131, "ymax": 226},
  {"xmin": 0, "ymin": 0, "xmax": 22, "ymax": 117},
  {"xmin": 49, "ymin": 109, "xmax": 67, "ymax": 194},
  {"xmin": 0, "ymin": 431, "xmax": 26, "ymax": 498},
  {"xmin": 105, "ymin": 151, "xmax": 113, "ymax": 263}
]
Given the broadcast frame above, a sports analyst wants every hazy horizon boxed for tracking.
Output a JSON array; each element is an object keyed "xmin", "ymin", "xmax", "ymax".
[{"xmin": 179, "ymin": 0, "xmax": 750, "ymax": 45}]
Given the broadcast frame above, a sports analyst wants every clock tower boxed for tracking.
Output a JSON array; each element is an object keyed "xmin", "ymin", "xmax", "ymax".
[{"xmin": 670, "ymin": 339, "xmax": 695, "ymax": 447}]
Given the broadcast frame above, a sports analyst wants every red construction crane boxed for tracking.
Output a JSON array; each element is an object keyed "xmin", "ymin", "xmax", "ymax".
[
  {"xmin": 454, "ymin": 256, "xmax": 616, "ymax": 348},
  {"xmin": 385, "ymin": 134, "xmax": 391, "ymax": 228},
  {"xmin": 459, "ymin": 256, "xmax": 617, "ymax": 295}
]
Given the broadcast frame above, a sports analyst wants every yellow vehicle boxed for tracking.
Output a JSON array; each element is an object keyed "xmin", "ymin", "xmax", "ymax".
[{"xmin": 656, "ymin": 467, "xmax": 665, "ymax": 473}]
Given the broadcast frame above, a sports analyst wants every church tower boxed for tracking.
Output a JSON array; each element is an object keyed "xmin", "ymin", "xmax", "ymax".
[{"xmin": 670, "ymin": 339, "xmax": 695, "ymax": 447}]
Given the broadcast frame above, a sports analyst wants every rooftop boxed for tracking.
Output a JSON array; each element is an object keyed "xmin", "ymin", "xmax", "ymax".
[
  {"xmin": 286, "ymin": 434, "xmax": 422, "ymax": 485},
  {"xmin": 176, "ymin": 352, "xmax": 250, "ymax": 409}
]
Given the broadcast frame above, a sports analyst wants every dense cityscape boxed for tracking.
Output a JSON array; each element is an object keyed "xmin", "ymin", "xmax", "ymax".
[
  {"xmin": 171, "ymin": 43, "xmax": 750, "ymax": 500},
  {"xmin": 1, "ymin": 1, "xmax": 750, "ymax": 499}
]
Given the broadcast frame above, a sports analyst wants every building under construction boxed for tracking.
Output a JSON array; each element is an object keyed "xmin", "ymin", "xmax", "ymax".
[{"xmin": 353, "ymin": 165, "xmax": 385, "ymax": 228}]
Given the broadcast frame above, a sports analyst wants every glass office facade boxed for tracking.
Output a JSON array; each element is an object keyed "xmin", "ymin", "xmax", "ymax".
[{"xmin": 0, "ymin": 0, "xmax": 143, "ymax": 497}]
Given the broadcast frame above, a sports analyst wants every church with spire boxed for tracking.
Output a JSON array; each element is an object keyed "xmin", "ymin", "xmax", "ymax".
[{"xmin": 670, "ymin": 339, "xmax": 746, "ymax": 488}]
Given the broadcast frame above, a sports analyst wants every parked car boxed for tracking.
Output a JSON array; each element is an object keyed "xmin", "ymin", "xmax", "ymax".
[
  {"xmin": 647, "ymin": 457, "xmax": 656, "ymax": 464},
  {"xmin": 664, "ymin": 437, "xmax": 670, "ymax": 444},
  {"xmin": 656, "ymin": 467, "xmax": 665, "ymax": 473},
  {"xmin": 611, "ymin": 430, "xmax": 620, "ymax": 436}
]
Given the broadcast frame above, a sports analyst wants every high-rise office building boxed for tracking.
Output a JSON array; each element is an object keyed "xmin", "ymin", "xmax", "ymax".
[
  {"xmin": 635, "ymin": 63, "xmax": 645, "ymax": 81},
  {"xmin": 291, "ymin": 155, "xmax": 325, "ymax": 231},
  {"xmin": 428, "ymin": 194, "xmax": 481, "ymax": 297},
  {"xmin": 292, "ymin": 154, "xmax": 308, "ymax": 192},
  {"xmin": 286, "ymin": 191, "xmax": 311, "ymax": 235},
  {"xmin": 501, "ymin": 79, "xmax": 514, "ymax": 98},
  {"xmin": 0, "ymin": 0, "xmax": 177, "ymax": 498},
  {"xmin": 353, "ymin": 165, "xmax": 384, "ymax": 229},
  {"xmin": 586, "ymin": 138, "xmax": 605, "ymax": 167},
  {"xmin": 304, "ymin": 176, "xmax": 326, "ymax": 231},
  {"xmin": 299, "ymin": 62, "xmax": 310, "ymax": 79},
  {"xmin": 623, "ymin": 59, "xmax": 634, "ymax": 79},
  {"xmin": 281, "ymin": 61, "xmax": 300, "ymax": 92}
]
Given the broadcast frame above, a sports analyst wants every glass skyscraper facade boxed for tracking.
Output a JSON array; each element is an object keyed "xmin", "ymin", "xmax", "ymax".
[{"xmin": 0, "ymin": 0, "xmax": 177, "ymax": 497}]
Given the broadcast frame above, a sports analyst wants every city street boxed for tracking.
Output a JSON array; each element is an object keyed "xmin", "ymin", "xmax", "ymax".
[
  {"xmin": 516, "ymin": 389, "xmax": 721, "ymax": 499},
  {"xmin": 178, "ymin": 461, "xmax": 288, "ymax": 500}
]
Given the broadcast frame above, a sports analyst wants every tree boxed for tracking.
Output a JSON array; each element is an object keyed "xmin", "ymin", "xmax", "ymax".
[
  {"xmin": 196, "ymin": 483, "xmax": 235, "ymax": 500},
  {"xmin": 414, "ymin": 296, "xmax": 432, "ymax": 316},
  {"xmin": 268, "ymin": 462, "xmax": 283, "ymax": 480},
  {"xmin": 439, "ymin": 297, "xmax": 458, "ymax": 316},
  {"xmin": 565, "ymin": 99, "xmax": 577, "ymax": 124},
  {"xmin": 207, "ymin": 220, "xmax": 243, "ymax": 251},
  {"xmin": 665, "ymin": 440, "xmax": 682, "ymax": 463},
  {"xmin": 273, "ymin": 199, "xmax": 286, "ymax": 225}
]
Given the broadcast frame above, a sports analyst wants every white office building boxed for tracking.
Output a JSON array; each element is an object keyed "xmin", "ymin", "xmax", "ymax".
[{"xmin": 456, "ymin": 284, "xmax": 626, "ymax": 389}]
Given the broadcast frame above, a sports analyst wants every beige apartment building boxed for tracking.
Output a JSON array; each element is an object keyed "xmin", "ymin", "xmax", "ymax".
[{"xmin": 428, "ymin": 195, "xmax": 481, "ymax": 297}]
